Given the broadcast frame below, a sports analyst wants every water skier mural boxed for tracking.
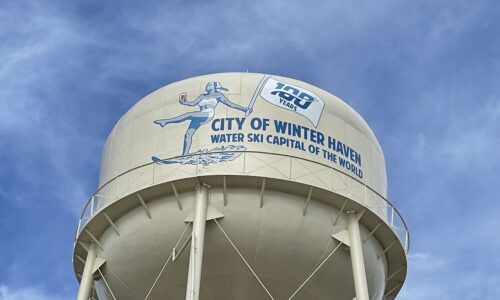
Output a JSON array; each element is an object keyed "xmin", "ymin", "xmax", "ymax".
[{"xmin": 152, "ymin": 78, "xmax": 269, "ymax": 166}]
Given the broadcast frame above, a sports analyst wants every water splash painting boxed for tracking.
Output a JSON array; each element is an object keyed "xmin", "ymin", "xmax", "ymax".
[{"xmin": 152, "ymin": 145, "xmax": 246, "ymax": 166}]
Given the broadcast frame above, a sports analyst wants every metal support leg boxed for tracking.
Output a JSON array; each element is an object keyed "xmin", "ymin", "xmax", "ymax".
[
  {"xmin": 185, "ymin": 185, "xmax": 209, "ymax": 300},
  {"xmin": 77, "ymin": 243, "xmax": 97, "ymax": 300},
  {"xmin": 347, "ymin": 212, "xmax": 370, "ymax": 300}
]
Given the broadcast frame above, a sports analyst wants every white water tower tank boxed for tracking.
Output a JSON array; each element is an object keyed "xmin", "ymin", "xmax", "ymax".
[{"xmin": 73, "ymin": 73, "xmax": 409, "ymax": 300}]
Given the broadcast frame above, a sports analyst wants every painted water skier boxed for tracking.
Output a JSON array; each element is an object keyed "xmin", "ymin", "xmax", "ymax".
[{"xmin": 154, "ymin": 82, "xmax": 252, "ymax": 156}]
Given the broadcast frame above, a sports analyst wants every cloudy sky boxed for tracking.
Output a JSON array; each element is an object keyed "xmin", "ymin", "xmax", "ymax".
[{"xmin": 1, "ymin": 0, "xmax": 499, "ymax": 299}]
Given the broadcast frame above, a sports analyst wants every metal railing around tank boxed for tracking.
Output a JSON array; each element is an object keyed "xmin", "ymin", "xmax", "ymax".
[{"xmin": 75, "ymin": 150, "xmax": 410, "ymax": 253}]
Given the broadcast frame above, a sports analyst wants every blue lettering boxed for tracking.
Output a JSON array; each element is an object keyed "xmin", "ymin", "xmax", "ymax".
[
  {"xmin": 211, "ymin": 119, "xmax": 221, "ymax": 131},
  {"xmin": 274, "ymin": 120, "xmax": 288, "ymax": 134},
  {"xmin": 295, "ymin": 92, "xmax": 313, "ymax": 109},
  {"xmin": 247, "ymin": 133, "xmax": 263, "ymax": 143},
  {"xmin": 210, "ymin": 133, "xmax": 244, "ymax": 143},
  {"xmin": 328, "ymin": 136, "xmax": 361, "ymax": 166},
  {"xmin": 211, "ymin": 134, "xmax": 222, "ymax": 143}
]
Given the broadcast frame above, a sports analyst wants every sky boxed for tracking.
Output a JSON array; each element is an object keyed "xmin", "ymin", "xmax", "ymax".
[{"xmin": 1, "ymin": 0, "xmax": 499, "ymax": 299}]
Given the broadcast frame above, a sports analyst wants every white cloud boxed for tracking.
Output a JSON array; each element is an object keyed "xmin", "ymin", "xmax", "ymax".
[
  {"xmin": 0, "ymin": 2, "xmax": 103, "ymax": 215},
  {"xmin": 0, "ymin": 284, "xmax": 65, "ymax": 300},
  {"xmin": 408, "ymin": 251, "xmax": 446, "ymax": 271}
]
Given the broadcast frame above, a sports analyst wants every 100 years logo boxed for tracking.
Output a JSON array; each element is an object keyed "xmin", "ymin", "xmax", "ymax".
[
  {"xmin": 270, "ymin": 82, "xmax": 316, "ymax": 111},
  {"xmin": 260, "ymin": 77, "xmax": 325, "ymax": 127}
]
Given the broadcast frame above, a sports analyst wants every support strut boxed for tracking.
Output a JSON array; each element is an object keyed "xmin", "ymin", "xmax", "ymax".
[
  {"xmin": 76, "ymin": 243, "xmax": 97, "ymax": 300},
  {"xmin": 347, "ymin": 212, "xmax": 370, "ymax": 300},
  {"xmin": 185, "ymin": 185, "xmax": 209, "ymax": 300}
]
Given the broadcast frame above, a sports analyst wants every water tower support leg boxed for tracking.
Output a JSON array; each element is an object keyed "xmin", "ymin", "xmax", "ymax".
[
  {"xmin": 76, "ymin": 243, "xmax": 97, "ymax": 300},
  {"xmin": 185, "ymin": 184, "xmax": 209, "ymax": 300},
  {"xmin": 347, "ymin": 212, "xmax": 370, "ymax": 300}
]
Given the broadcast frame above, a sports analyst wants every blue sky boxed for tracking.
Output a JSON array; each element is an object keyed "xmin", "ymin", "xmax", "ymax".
[{"xmin": 1, "ymin": 0, "xmax": 499, "ymax": 299}]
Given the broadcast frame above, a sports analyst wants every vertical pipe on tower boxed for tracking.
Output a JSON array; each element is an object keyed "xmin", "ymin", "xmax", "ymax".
[
  {"xmin": 185, "ymin": 185, "xmax": 209, "ymax": 300},
  {"xmin": 76, "ymin": 243, "xmax": 97, "ymax": 300},
  {"xmin": 347, "ymin": 212, "xmax": 370, "ymax": 300}
]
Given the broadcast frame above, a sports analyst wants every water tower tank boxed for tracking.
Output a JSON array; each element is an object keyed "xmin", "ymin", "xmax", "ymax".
[{"xmin": 73, "ymin": 73, "xmax": 409, "ymax": 300}]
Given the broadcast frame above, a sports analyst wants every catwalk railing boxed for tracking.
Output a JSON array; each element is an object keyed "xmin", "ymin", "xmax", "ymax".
[{"xmin": 75, "ymin": 150, "xmax": 410, "ymax": 253}]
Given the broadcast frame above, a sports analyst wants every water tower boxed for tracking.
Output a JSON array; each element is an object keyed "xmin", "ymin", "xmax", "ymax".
[{"xmin": 73, "ymin": 73, "xmax": 409, "ymax": 300}]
